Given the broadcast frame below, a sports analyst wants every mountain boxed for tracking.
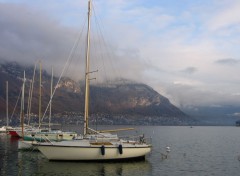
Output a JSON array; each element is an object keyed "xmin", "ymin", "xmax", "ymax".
[
  {"xmin": 182, "ymin": 105, "xmax": 240, "ymax": 126},
  {"xmin": 0, "ymin": 61, "xmax": 197, "ymax": 125}
]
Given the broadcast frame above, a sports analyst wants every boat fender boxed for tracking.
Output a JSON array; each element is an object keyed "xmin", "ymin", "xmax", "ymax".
[
  {"xmin": 101, "ymin": 145, "xmax": 105, "ymax": 155},
  {"xmin": 118, "ymin": 144, "xmax": 123, "ymax": 154}
]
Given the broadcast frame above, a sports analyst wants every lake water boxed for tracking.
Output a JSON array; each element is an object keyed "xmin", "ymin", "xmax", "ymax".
[{"xmin": 1, "ymin": 126, "xmax": 240, "ymax": 176}]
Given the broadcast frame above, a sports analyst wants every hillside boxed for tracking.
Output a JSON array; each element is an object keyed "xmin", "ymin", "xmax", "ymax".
[{"xmin": 0, "ymin": 62, "xmax": 197, "ymax": 125}]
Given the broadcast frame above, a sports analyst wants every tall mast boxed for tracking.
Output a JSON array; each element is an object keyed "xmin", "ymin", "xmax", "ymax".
[
  {"xmin": 84, "ymin": 0, "xmax": 92, "ymax": 135},
  {"xmin": 6, "ymin": 81, "xmax": 8, "ymax": 127},
  {"xmin": 39, "ymin": 61, "xmax": 42, "ymax": 129},
  {"xmin": 21, "ymin": 71, "xmax": 26, "ymax": 137},
  {"xmin": 49, "ymin": 66, "xmax": 53, "ymax": 130},
  {"xmin": 27, "ymin": 82, "xmax": 31, "ymax": 125},
  {"xmin": 27, "ymin": 61, "xmax": 37, "ymax": 125}
]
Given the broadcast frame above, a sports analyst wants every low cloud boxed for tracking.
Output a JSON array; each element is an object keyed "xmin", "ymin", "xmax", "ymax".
[
  {"xmin": 215, "ymin": 58, "xmax": 240, "ymax": 65},
  {"xmin": 0, "ymin": 3, "xmax": 79, "ymax": 76},
  {"xmin": 180, "ymin": 67, "xmax": 198, "ymax": 74}
]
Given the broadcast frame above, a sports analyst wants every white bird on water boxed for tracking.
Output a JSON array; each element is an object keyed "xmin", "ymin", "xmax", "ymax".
[{"xmin": 166, "ymin": 146, "xmax": 171, "ymax": 152}]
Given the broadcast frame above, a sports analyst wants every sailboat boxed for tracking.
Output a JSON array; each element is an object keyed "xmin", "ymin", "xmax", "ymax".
[
  {"xmin": 18, "ymin": 65, "xmax": 77, "ymax": 150},
  {"xmin": 8, "ymin": 71, "xmax": 35, "ymax": 138},
  {"xmin": 35, "ymin": 0, "xmax": 151, "ymax": 161}
]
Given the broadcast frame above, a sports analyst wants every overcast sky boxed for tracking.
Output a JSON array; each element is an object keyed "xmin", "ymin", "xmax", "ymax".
[{"xmin": 1, "ymin": 0, "xmax": 240, "ymax": 108}]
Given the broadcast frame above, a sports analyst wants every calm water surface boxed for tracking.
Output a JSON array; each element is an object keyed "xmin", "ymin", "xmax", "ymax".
[{"xmin": 1, "ymin": 126, "xmax": 240, "ymax": 176}]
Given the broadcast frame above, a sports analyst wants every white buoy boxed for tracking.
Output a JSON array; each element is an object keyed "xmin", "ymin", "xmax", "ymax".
[{"xmin": 166, "ymin": 146, "xmax": 171, "ymax": 152}]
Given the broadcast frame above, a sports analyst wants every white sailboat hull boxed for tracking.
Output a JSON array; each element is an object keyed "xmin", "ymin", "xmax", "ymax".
[
  {"xmin": 0, "ymin": 126, "xmax": 13, "ymax": 133},
  {"xmin": 0, "ymin": 126, "xmax": 7, "ymax": 133},
  {"xmin": 36, "ymin": 141, "xmax": 151, "ymax": 161}
]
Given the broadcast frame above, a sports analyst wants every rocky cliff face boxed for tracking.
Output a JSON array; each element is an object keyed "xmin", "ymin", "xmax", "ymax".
[
  {"xmin": 55, "ymin": 77, "xmax": 80, "ymax": 93},
  {"xmin": 0, "ymin": 62, "xmax": 197, "ymax": 125},
  {"xmin": 88, "ymin": 83, "xmax": 185, "ymax": 117}
]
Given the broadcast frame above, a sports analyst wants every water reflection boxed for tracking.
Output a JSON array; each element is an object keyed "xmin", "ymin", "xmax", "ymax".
[
  {"xmin": 39, "ymin": 161, "xmax": 151, "ymax": 176},
  {"xmin": 17, "ymin": 151, "xmax": 45, "ymax": 176},
  {"xmin": 0, "ymin": 134, "xmax": 19, "ymax": 176},
  {"xmin": 16, "ymin": 151, "xmax": 152, "ymax": 176}
]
